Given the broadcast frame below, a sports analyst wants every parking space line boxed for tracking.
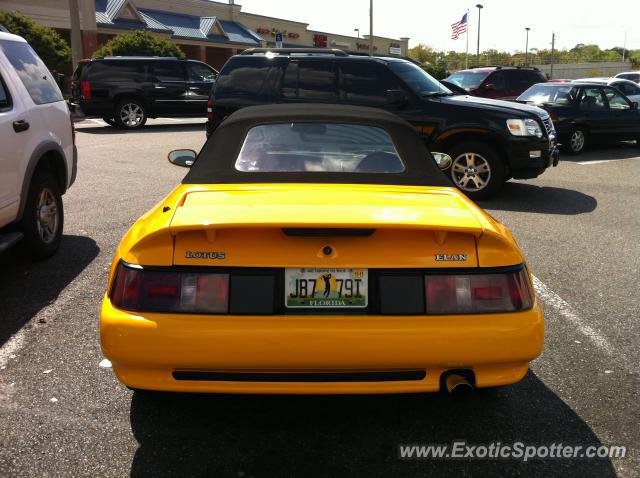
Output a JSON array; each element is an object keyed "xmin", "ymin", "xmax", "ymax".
[
  {"xmin": 532, "ymin": 275, "xmax": 631, "ymax": 371},
  {"xmin": 0, "ymin": 328, "xmax": 26, "ymax": 369},
  {"xmin": 576, "ymin": 158, "xmax": 639, "ymax": 165}
]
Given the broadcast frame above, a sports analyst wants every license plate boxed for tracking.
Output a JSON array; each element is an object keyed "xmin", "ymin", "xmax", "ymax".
[{"xmin": 285, "ymin": 268, "xmax": 368, "ymax": 308}]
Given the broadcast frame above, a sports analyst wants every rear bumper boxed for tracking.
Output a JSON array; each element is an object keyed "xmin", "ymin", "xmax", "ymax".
[
  {"xmin": 100, "ymin": 296, "xmax": 544, "ymax": 394},
  {"xmin": 75, "ymin": 100, "xmax": 113, "ymax": 118},
  {"xmin": 205, "ymin": 119, "xmax": 219, "ymax": 137}
]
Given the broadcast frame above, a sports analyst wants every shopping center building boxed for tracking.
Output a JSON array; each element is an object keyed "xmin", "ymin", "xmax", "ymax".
[{"xmin": 0, "ymin": 0, "xmax": 409, "ymax": 70}]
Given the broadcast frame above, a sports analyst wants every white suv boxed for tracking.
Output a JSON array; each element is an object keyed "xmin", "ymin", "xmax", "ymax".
[{"xmin": 0, "ymin": 31, "xmax": 76, "ymax": 259}]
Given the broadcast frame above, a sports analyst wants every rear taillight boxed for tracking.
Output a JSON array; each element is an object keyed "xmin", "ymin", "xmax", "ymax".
[
  {"xmin": 425, "ymin": 269, "xmax": 533, "ymax": 314},
  {"xmin": 549, "ymin": 111, "xmax": 559, "ymax": 122},
  {"xmin": 80, "ymin": 80, "xmax": 92, "ymax": 100},
  {"xmin": 207, "ymin": 98, "xmax": 214, "ymax": 121},
  {"xmin": 110, "ymin": 263, "xmax": 229, "ymax": 313}
]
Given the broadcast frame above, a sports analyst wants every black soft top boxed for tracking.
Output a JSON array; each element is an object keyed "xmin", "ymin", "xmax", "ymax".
[{"xmin": 183, "ymin": 104, "xmax": 450, "ymax": 187}]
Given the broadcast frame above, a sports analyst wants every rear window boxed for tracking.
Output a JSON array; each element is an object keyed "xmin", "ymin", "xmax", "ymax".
[
  {"xmin": 518, "ymin": 84, "xmax": 578, "ymax": 105},
  {"xmin": 235, "ymin": 122, "xmax": 405, "ymax": 173},
  {"xmin": 446, "ymin": 70, "xmax": 490, "ymax": 89},
  {"xmin": 0, "ymin": 39, "xmax": 63, "ymax": 105}
]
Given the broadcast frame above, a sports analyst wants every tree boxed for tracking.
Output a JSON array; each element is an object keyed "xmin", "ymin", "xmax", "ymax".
[
  {"xmin": 408, "ymin": 43, "xmax": 437, "ymax": 65},
  {"xmin": 0, "ymin": 10, "xmax": 70, "ymax": 66},
  {"xmin": 92, "ymin": 30, "xmax": 185, "ymax": 59}
]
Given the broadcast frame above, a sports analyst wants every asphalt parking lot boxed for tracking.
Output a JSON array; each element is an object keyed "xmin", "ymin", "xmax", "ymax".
[{"xmin": 0, "ymin": 118, "xmax": 638, "ymax": 477}]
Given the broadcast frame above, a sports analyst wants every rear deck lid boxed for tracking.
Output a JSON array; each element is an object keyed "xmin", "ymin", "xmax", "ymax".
[{"xmin": 170, "ymin": 186, "xmax": 483, "ymax": 268}]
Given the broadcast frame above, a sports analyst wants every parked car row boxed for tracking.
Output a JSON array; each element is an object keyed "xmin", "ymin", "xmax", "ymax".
[
  {"xmin": 204, "ymin": 49, "xmax": 559, "ymax": 200},
  {"xmin": 445, "ymin": 67, "xmax": 640, "ymax": 155},
  {"xmin": 62, "ymin": 48, "xmax": 640, "ymax": 198},
  {"xmin": 64, "ymin": 49, "xmax": 561, "ymax": 200}
]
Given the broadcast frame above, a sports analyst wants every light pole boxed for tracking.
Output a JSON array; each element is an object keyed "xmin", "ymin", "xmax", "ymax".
[
  {"xmin": 475, "ymin": 4, "xmax": 483, "ymax": 66},
  {"xmin": 354, "ymin": 28, "xmax": 360, "ymax": 39},
  {"xmin": 369, "ymin": 0, "xmax": 373, "ymax": 56},
  {"xmin": 525, "ymin": 27, "xmax": 530, "ymax": 65},
  {"xmin": 550, "ymin": 32, "xmax": 556, "ymax": 79},
  {"xmin": 68, "ymin": 0, "xmax": 83, "ymax": 70}
]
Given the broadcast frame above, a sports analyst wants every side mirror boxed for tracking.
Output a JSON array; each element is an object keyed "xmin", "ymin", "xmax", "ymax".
[
  {"xmin": 484, "ymin": 83, "xmax": 497, "ymax": 91},
  {"xmin": 387, "ymin": 89, "xmax": 408, "ymax": 106},
  {"xmin": 632, "ymin": 102, "xmax": 639, "ymax": 110},
  {"xmin": 431, "ymin": 152, "xmax": 452, "ymax": 170},
  {"xmin": 168, "ymin": 149, "xmax": 196, "ymax": 167}
]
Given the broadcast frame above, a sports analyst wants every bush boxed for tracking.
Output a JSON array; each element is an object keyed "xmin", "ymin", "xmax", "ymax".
[
  {"xmin": 92, "ymin": 30, "xmax": 185, "ymax": 59},
  {"xmin": 0, "ymin": 10, "xmax": 71, "ymax": 66}
]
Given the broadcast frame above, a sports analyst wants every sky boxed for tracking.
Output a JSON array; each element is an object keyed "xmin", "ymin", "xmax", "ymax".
[{"xmin": 236, "ymin": 0, "xmax": 640, "ymax": 53}]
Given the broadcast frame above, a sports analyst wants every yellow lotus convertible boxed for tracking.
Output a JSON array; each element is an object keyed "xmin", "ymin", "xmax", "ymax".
[{"xmin": 100, "ymin": 104, "xmax": 543, "ymax": 396}]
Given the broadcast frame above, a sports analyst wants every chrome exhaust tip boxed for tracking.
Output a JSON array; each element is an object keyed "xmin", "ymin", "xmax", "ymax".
[{"xmin": 444, "ymin": 373, "xmax": 474, "ymax": 398}]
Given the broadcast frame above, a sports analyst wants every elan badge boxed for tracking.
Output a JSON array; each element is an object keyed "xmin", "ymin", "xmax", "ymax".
[{"xmin": 435, "ymin": 254, "xmax": 467, "ymax": 261}]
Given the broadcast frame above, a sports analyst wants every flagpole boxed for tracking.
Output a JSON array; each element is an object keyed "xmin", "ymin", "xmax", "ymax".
[{"xmin": 465, "ymin": 9, "xmax": 469, "ymax": 69}]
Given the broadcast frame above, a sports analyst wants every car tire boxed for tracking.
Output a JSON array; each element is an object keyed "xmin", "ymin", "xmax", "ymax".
[
  {"xmin": 562, "ymin": 127, "xmax": 587, "ymax": 155},
  {"xmin": 114, "ymin": 99, "xmax": 147, "ymax": 130},
  {"xmin": 445, "ymin": 142, "xmax": 505, "ymax": 200},
  {"xmin": 18, "ymin": 171, "xmax": 64, "ymax": 260}
]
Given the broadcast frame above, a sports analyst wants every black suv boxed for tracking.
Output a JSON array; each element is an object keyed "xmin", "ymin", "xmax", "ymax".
[
  {"xmin": 71, "ymin": 56, "xmax": 218, "ymax": 129},
  {"xmin": 206, "ymin": 49, "xmax": 559, "ymax": 199}
]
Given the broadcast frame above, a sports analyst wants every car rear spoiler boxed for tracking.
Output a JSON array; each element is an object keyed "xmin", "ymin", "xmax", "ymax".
[{"xmin": 168, "ymin": 203, "xmax": 485, "ymax": 237}]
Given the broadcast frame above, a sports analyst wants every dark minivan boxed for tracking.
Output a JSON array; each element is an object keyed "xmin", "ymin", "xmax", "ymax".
[
  {"xmin": 72, "ymin": 56, "xmax": 218, "ymax": 129},
  {"xmin": 206, "ymin": 49, "xmax": 558, "ymax": 199}
]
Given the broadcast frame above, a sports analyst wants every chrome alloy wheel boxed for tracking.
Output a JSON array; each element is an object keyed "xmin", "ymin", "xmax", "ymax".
[
  {"xmin": 570, "ymin": 130, "xmax": 585, "ymax": 152},
  {"xmin": 36, "ymin": 188, "xmax": 59, "ymax": 244},
  {"xmin": 119, "ymin": 103, "xmax": 144, "ymax": 127},
  {"xmin": 451, "ymin": 152, "xmax": 491, "ymax": 192}
]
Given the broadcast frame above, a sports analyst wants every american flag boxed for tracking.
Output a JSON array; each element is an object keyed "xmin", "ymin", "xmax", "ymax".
[{"xmin": 451, "ymin": 12, "xmax": 468, "ymax": 40}]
